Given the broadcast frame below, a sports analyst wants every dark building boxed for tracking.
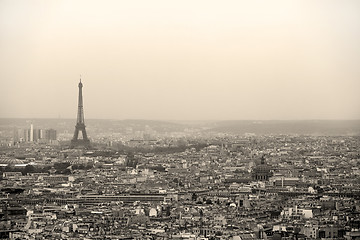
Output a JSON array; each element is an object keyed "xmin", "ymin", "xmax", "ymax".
[
  {"xmin": 45, "ymin": 129, "xmax": 57, "ymax": 140},
  {"xmin": 252, "ymin": 156, "xmax": 272, "ymax": 181}
]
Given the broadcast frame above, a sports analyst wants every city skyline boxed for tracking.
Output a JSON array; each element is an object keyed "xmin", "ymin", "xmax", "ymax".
[{"xmin": 1, "ymin": 0, "xmax": 360, "ymax": 120}]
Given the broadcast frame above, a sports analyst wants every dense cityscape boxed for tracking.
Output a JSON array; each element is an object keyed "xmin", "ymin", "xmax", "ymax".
[
  {"xmin": 0, "ymin": 118, "xmax": 360, "ymax": 240},
  {"xmin": 2, "ymin": 0, "xmax": 360, "ymax": 239},
  {"xmin": 0, "ymin": 80, "xmax": 359, "ymax": 239}
]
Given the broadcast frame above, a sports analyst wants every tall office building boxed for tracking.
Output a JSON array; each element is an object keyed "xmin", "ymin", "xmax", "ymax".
[
  {"xmin": 30, "ymin": 124, "xmax": 34, "ymax": 142},
  {"xmin": 45, "ymin": 129, "xmax": 57, "ymax": 140},
  {"xmin": 14, "ymin": 125, "xmax": 57, "ymax": 143},
  {"xmin": 24, "ymin": 129, "xmax": 29, "ymax": 142},
  {"xmin": 33, "ymin": 129, "xmax": 42, "ymax": 142}
]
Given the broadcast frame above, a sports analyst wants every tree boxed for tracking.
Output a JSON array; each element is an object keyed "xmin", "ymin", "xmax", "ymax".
[
  {"xmin": 192, "ymin": 193, "xmax": 197, "ymax": 201},
  {"xmin": 53, "ymin": 162, "xmax": 71, "ymax": 174},
  {"xmin": 22, "ymin": 165, "xmax": 36, "ymax": 175}
]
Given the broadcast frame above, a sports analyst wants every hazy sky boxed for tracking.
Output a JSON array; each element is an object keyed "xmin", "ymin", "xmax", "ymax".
[{"xmin": 1, "ymin": 0, "xmax": 359, "ymax": 120}]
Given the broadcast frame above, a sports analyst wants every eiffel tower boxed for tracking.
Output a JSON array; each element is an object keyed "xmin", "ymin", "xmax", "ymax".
[{"xmin": 70, "ymin": 77, "xmax": 90, "ymax": 149}]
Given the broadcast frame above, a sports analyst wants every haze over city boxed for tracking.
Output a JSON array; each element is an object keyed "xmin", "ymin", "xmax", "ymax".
[
  {"xmin": 1, "ymin": 0, "xmax": 360, "ymax": 120},
  {"xmin": 2, "ymin": 2, "xmax": 360, "ymax": 239}
]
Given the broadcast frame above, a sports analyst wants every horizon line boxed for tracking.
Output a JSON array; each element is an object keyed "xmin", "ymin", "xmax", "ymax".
[{"xmin": 0, "ymin": 117, "xmax": 360, "ymax": 122}]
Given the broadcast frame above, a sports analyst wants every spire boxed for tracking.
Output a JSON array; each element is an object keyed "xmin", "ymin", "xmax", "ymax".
[{"xmin": 79, "ymin": 75, "xmax": 83, "ymax": 88}]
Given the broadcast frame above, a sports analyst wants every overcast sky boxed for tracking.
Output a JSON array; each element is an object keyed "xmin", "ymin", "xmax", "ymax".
[{"xmin": 1, "ymin": 0, "xmax": 359, "ymax": 120}]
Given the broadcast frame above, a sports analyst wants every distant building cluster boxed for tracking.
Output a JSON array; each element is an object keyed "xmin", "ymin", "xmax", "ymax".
[{"xmin": 13, "ymin": 124, "xmax": 57, "ymax": 144}]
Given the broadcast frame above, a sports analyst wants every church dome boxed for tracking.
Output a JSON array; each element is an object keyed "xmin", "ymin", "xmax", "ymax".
[{"xmin": 252, "ymin": 156, "xmax": 272, "ymax": 181}]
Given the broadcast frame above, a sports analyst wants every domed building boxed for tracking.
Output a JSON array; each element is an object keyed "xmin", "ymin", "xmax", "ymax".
[
  {"xmin": 252, "ymin": 155, "xmax": 272, "ymax": 181},
  {"xmin": 0, "ymin": 157, "xmax": 25, "ymax": 167}
]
